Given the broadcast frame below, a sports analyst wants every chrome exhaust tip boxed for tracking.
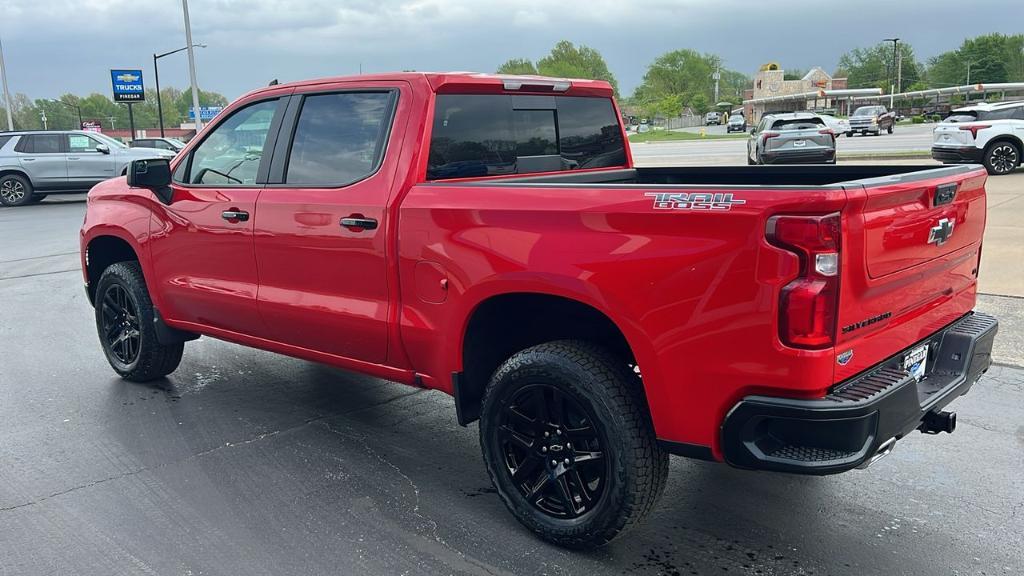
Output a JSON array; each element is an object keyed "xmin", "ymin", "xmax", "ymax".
[{"xmin": 857, "ymin": 437, "xmax": 897, "ymax": 470}]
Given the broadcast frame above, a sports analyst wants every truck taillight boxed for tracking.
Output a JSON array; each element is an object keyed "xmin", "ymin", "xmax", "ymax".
[{"xmin": 766, "ymin": 213, "xmax": 841, "ymax": 349}]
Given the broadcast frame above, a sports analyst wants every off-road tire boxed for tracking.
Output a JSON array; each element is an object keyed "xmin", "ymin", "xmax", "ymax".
[
  {"xmin": 886, "ymin": 123, "xmax": 894, "ymax": 134},
  {"xmin": 95, "ymin": 261, "xmax": 184, "ymax": 381},
  {"xmin": 479, "ymin": 340, "xmax": 668, "ymax": 548}
]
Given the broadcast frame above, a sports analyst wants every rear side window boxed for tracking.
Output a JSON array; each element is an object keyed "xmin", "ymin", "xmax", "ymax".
[
  {"xmin": 978, "ymin": 107, "xmax": 1024, "ymax": 121},
  {"xmin": 427, "ymin": 94, "xmax": 626, "ymax": 180},
  {"xmin": 285, "ymin": 92, "xmax": 394, "ymax": 186},
  {"xmin": 15, "ymin": 134, "xmax": 63, "ymax": 154},
  {"xmin": 0, "ymin": 135, "xmax": 12, "ymax": 149}
]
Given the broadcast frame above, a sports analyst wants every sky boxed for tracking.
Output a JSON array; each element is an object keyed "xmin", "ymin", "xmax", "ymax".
[{"xmin": 3, "ymin": 0, "xmax": 1022, "ymax": 102}]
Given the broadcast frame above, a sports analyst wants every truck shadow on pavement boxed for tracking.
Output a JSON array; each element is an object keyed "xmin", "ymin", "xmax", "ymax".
[{"xmin": 95, "ymin": 355, "xmax": 946, "ymax": 576}]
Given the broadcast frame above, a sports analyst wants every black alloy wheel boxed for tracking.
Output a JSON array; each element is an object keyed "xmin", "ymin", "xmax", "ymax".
[
  {"xmin": 100, "ymin": 283, "xmax": 142, "ymax": 366},
  {"xmin": 497, "ymin": 383, "xmax": 609, "ymax": 519}
]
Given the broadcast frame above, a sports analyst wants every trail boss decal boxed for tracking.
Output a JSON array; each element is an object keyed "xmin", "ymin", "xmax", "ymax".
[{"xmin": 645, "ymin": 192, "xmax": 746, "ymax": 211}]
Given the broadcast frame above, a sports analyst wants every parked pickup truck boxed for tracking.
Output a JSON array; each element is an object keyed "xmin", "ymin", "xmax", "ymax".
[
  {"xmin": 848, "ymin": 105, "xmax": 896, "ymax": 136},
  {"xmin": 81, "ymin": 73, "xmax": 998, "ymax": 548}
]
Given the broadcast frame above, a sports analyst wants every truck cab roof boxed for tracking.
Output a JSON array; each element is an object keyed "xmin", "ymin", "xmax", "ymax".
[{"xmin": 242, "ymin": 72, "xmax": 616, "ymax": 100}]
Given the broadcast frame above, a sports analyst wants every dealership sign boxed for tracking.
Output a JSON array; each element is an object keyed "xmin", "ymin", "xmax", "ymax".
[
  {"xmin": 110, "ymin": 69, "xmax": 145, "ymax": 102},
  {"xmin": 189, "ymin": 106, "xmax": 223, "ymax": 121},
  {"xmin": 81, "ymin": 121, "xmax": 102, "ymax": 132}
]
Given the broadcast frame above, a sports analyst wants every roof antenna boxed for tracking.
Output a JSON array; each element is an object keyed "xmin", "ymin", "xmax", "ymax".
[{"xmin": 268, "ymin": 79, "xmax": 279, "ymax": 86}]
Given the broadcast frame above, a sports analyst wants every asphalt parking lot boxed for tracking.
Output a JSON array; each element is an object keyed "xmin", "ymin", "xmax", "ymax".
[
  {"xmin": 632, "ymin": 123, "xmax": 937, "ymax": 166},
  {"xmin": 2, "ymin": 171, "xmax": 1023, "ymax": 575}
]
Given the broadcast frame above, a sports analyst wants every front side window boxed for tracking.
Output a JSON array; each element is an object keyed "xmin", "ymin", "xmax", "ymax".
[
  {"xmin": 427, "ymin": 94, "xmax": 626, "ymax": 180},
  {"xmin": 67, "ymin": 134, "xmax": 103, "ymax": 153},
  {"xmin": 181, "ymin": 98, "xmax": 279, "ymax": 185},
  {"xmin": 285, "ymin": 92, "xmax": 394, "ymax": 186}
]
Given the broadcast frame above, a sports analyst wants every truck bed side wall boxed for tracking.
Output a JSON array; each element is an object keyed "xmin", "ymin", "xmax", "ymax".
[{"xmin": 397, "ymin": 182, "xmax": 848, "ymax": 452}]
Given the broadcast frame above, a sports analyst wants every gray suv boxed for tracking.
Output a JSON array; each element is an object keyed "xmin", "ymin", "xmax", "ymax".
[
  {"xmin": 0, "ymin": 131, "xmax": 176, "ymax": 206},
  {"xmin": 747, "ymin": 113, "xmax": 836, "ymax": 165}
]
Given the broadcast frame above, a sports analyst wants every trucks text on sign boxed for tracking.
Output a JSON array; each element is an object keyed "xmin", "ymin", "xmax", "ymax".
[{"xmin": 110, "ymin": 69, "xmax": 145, "ymax": 103}]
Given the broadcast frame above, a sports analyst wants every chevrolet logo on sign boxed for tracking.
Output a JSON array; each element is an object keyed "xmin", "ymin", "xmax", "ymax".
[
  {"xmin": 928, "ymin": 218, "xmax": 955, "ymax": 246},
  {"xmin": 116, "ymin": 72, "xmax": 140, "ymax": 83}
]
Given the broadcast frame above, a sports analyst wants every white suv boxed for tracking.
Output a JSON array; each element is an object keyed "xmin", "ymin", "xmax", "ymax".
[{"xmin": 931, "ymin": 101, "xmax": 1024, "ymax": 175}]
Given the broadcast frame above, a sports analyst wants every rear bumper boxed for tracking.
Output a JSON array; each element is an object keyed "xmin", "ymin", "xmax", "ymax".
[
  {"xmin": 931, "ymin": 146, "xmax": 984, "ymax": 163},
  {"xmin": 721, "ymin": 311, "xmax": 998, "ymax": 475},
  {"xmin": 762, "ymin": 148, "xmax": 835, "ymax": 164}
]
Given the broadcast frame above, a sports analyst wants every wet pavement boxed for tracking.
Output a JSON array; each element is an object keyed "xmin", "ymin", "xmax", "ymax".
[{"xmin": 2, "ymin": 200, "xmax": 1022, "ymax": 576}]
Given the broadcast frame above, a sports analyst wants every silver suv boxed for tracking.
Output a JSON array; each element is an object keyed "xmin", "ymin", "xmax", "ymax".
[
  {"xmin": 747, "ymin": 113, "xmax": 836, "ymax": 165},
  {"xmin": 0, "ymin": 131, "xmax": 176, "ymax": 206}
]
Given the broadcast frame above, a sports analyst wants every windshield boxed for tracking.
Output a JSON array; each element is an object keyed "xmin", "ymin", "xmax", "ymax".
[
  {"xmin": 852, "ymin": 107, "xmax": 878, "ymax": 117},
  {"xmin": 729, "ymin": 116, "xmax": 744, "ymax": 123},
  {"xmin": 90, "ymin": 132, "xmax": 128, "ymax": 149}
]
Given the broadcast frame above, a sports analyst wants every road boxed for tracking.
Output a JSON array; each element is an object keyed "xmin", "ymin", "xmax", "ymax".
[
  {"xmin": 2, "ymin": 175, "xmax": 1023, "ymax": 575},
  {"xmin": 631, "ymin": 123, "xmax": 935, "ymax": 166}
]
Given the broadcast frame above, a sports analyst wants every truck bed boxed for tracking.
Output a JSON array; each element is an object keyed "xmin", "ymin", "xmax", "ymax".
[{"xmin": 479, "ymin": 164, "xmax": 978, "ymax": 187}]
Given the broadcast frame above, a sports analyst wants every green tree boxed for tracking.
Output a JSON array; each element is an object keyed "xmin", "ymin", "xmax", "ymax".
[
  {"xmin": 837, "ymin": 42, "xmax": 922, "ymax": 90},
  {"xmin": 536, "ymin": 41, "xmax": 619, "ymax": 96},
  {"xmin": 496, "ymin": 58, "xmax": 537, "ymax": 75},
  {"xmin": 783, "ymin": 68, "xmax": 806, "ymax": 81},
  {"xmin": 630, "ymin": 49, "xmax": 747, "ymax": 117},
  {"xmin": 927, "ymin": 33, "xmax": 1024, "ymax": 86}
]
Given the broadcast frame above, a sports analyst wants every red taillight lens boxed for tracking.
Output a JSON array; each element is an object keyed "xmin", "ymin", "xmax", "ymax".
[
  {"xmin": 959, "ymin": 124, "xmax": 991, "ymax": 139},
  {"xmin": 767, "ymin": 213, "xmax": 841, "ymax": 349},
  {"xmin": 818, "ymin": 128, "xmax": 835, "ymax": 135},
  {"xmin": 763, "ymin": 131, "xmax": 780, "ymax": 140}
]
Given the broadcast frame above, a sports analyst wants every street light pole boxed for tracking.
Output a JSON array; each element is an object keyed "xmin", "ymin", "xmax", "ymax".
[
  {"xmin": 0, "ymin": 34, "xmax": 14, "ymax": 131},
  {"xmin": 181, "ymin": 0, "xmax": 204, "ymax": 132},
  {"xmin": 51, "ymin": 99, "xmax": 82, "ymax": 128},
  {"xmin": 153, "ymin": 44, "xmax": 205, "ymax": 138}
]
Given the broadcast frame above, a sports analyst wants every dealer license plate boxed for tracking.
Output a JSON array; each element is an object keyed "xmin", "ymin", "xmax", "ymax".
[{"xmin": 903, "ymin": 344, "xmax": 929, "ymax": 381}]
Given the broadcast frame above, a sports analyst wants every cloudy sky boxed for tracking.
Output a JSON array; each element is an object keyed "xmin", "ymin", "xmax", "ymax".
[{"xmin": 3, "ymin": 0, "xmax": 1021, "ymax": 101}]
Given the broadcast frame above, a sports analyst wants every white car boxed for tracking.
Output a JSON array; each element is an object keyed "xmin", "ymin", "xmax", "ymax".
[
  {"xmin": 817, "ymin": 114, "xmax": 850, "ymax": 137},
  {"xmin": 931, "ymin": 101, "xmax": 1024, "ymax": 175}
]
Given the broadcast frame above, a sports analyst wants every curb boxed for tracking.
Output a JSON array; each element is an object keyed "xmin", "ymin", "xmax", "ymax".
[{"xmin": 837, "ymin": 151, "xmax": 932, "ymax": 161}]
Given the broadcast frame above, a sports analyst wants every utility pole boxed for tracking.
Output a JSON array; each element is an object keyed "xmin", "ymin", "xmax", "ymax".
[
  {"xmin": 0, "ymin": 34, "xmax": 14, "ymax": 131},
  {"xmin": 884, "ymin": 38, "xmax": 900, "ymax": 108},
  {"xmin": 713, "ymin": 65, "xmax": 721, "ymax": 104},
  {"xmin": 182, "ymin": 0, "xmax": 203, "ymax": 132}
]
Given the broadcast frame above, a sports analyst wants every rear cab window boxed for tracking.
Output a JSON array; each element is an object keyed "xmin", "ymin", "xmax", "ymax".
[{"xmin": 427, "ymin": 94, "xmax": 626, "ymax": 180}]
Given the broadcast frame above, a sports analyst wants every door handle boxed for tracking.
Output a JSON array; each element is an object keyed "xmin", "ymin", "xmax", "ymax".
[
  {"xmin": 221, "ymin": 210, "xmax": 250, "ymax": 222},
  {"xmin": 68, "ymin": 157, "xmax": 80, "ymax": 161},
  {"xmin": 340, "ymin": 216, "xmax": 378, "ymax": 231}
]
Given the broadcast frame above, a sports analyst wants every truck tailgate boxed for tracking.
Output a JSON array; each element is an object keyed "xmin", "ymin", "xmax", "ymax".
[{"xmin": 835, "ymin": 165, "xmax": 988, "ymax": 382}]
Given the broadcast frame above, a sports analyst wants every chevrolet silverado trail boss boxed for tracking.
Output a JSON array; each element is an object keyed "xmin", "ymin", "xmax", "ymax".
[{"xmin": 81, "ymin": 73, "xmax": 998, "ymax": 548}]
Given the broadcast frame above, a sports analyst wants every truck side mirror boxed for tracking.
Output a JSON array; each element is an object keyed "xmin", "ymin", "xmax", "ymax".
[
  {"xmin": 95, "ymin": 144, "xmax": 110, "ymax": 155},
  {"xmin": 127, "ymin": 158, "xmax": 174, "ymax": 205}
]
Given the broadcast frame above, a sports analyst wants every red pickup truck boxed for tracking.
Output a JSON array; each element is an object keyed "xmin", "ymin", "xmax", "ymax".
[{"xmin": 81, "ymin": 72, "xmax": 998, "ymax": 548}]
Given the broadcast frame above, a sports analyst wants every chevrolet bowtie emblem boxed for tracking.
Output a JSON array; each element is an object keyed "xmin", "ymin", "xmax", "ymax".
[{"xmin": 928, "ymin": 218, "xmax": 954, "ymax": 246}]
